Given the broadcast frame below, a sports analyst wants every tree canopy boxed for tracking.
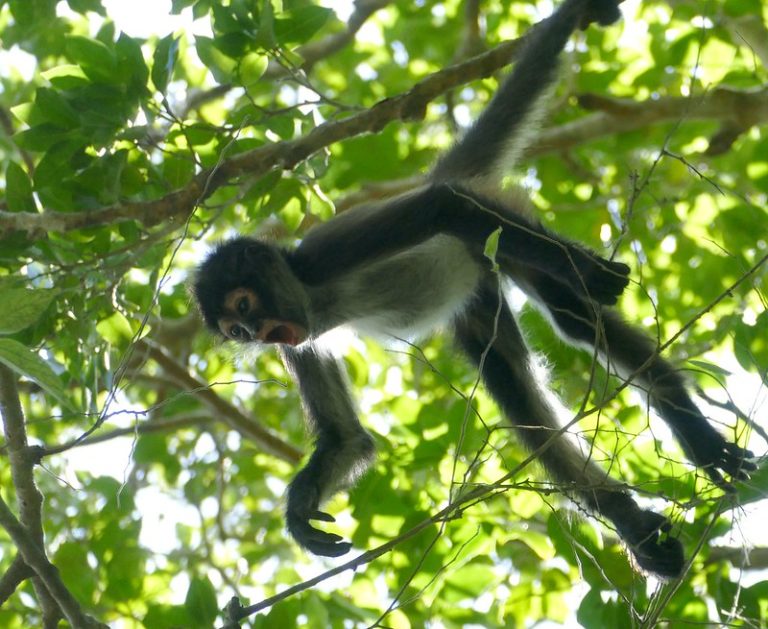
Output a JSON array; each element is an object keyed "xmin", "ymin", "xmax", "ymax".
[{"xmin": 0, "ymin": 0, "xmax": 766, "ymax": 627}]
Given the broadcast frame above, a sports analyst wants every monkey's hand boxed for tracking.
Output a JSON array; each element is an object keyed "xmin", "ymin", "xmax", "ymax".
[
  {"xmin": 559, "ymin": 247, "xmax": 631, "ymax": 306},
  {"xmin": 578, "ymin": 0, "xmax": 622, "ymax": 29},
  {"xmin": 286, "ymin": 473, "xmax": 352, "ymax": 557},
  {"xmin": 615, "ymin": 508, "xmax": 684, "ymax": 579}
]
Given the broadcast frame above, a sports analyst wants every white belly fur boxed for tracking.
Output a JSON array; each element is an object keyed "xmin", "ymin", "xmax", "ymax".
[{"xmin": 345, "ymin": 235, "xmax": 482, "ymax": 340}]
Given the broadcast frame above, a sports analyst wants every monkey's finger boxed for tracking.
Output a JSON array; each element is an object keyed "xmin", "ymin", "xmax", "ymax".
[
  {"xmin": 727, "ymin": 465, "xmax": 752, "ymax": 482},
  {"xmin": 307, "ymin": 530, "xmax": 345, "ymax": 545},
  {"xmin": 296, "ymin": 524, "xmax": 352, "ymax": 556},
  {"xmin": 724, "ymin": 443, "xmax": 757, "ymax": 472},
  {"xmin": 296, "ymin": 523, "xmax": 345, "ymax": 544},
  {"xmin": 309, "ymin": 510, "xmax": 336, "ymax": 522},
  {"xmin": 705, "ymin": 466, "xmax": 734, "ymax": 492},
  {"xmin": 308, "ymin": 540, "xmax": 352, "ymax": 558}
]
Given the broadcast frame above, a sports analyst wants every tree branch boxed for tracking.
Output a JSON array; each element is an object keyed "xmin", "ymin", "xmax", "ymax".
[
  {"xmin": 539, "ymin": 85, "xmax": 768, "ymax": 157},
  {"xmin": 3, "ymin": 71, "xmax": 765, "ymax": 242},
  {"xmin": 181, "ymin": 1, "xmax": 392, "ymax": 114},
  {"xmin": 0, "ymin": 555, "xmax": 33, "ymax": 606},
  {"xmin": 707, "ymin": 546, "xmax": 768, "ymax": 569},
  {"xmin": 290, "ymin": 0, "xmax": 393, "ymax": 75},
  {"xmin": 0, "ymin": 365, "xmax": 86, "ymax": 626},
  {"xmin": 42, "ymin": 412, "xmax": 215, "ymax": 457},
  {"xmin": 0, "ymin": 492, "xmax": 107, "ymax": 628},
  {"xmin": 0, "ymin": 37, "xmax": 524, "ymax": 241},
  {"xmin": 135, "ymin": 340, "xmax": 303, "ymax": 464}
]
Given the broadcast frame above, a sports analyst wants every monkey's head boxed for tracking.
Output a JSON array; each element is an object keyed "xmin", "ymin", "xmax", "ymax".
[{"xmin": 192, "ymin": 237, "xmax": 311, "ymax": 346}]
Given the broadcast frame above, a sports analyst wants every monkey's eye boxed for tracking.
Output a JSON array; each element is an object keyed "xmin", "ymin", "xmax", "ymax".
[
  {"xmin": 237, "ymin": 297, "xmax": 249, "ymax": 316},
  {"xmin": 229, "ymin": 324, "xmax": 250, "ymax": 341}
]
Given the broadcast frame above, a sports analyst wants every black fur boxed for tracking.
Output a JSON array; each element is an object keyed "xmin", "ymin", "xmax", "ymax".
[
  {"xmin": 290, "ymin": 184, "xmax": 630, "ymax": 305},
  {"xmin": 191, "ymin": 0, "xmax": 755, "ymax": 575}
]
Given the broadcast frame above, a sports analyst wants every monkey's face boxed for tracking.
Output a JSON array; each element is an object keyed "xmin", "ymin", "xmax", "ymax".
[
  {"xmin": 217, "ymin": 287, "xmax": 308, "ymax": 346},
  {"xmin": 193, "ymin": 237, "xmax": 312, "ymax": 346}
]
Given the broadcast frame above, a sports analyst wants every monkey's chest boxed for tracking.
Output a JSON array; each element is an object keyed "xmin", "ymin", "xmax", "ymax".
[{"xmin": 343, "ymin": 236, "xmax": 482, "ymax": 339}]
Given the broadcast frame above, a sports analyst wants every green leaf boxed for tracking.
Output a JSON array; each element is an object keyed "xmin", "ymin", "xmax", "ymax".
[
  {"xmin": 8, "ymin": 0, "xmax": 43, "ymax": 26},
  {"xmin": 104, "ymin": 546, "xmax": 145, "ymax": 599},
  {"xmin": 184, "ymin": 576, "xmax": 218, "ymax": 627},
  {"xmin": 116, "ymin": 33, "xmax": 149, "ymax": 89},
  {"xmin": 34, "ymin": 87, "xmax": 80, "ymax": 128},
  {"xmin": 5, "ymin": 163, "xmax": 37, "ymax": 213},
  {"xmin": 41, "ymin": 64, "xmax": 90, "ymax": 89},
  {"xmin": 238, "ymin": 52, "xmax": 269, "ymax": 88},
  {"xmin": 54, "ymin": 542, "xmax": 98, "ymax": 604},
  {"xmin": 0, "ymin": 339, "xmax": 72, "ymax": 410},
  {"xmin": 66, "ymin": 35, "xmax": 118, "ymax": 83},
  {"xmin": 0, "ymin": 287, "xmax": 57, "ymax": 334},
  {"xmin": 171, "ymin": 0, "xmax": 196, "ymax": 12},
  {"xmin": 687, "ymin": 359, "xmax": 732, "ymax": 378},
  {"xmin": 14, "ymin": 124, "xmax": 74, "ymax": 152},
  {"xmin": 483, "ymin": 227, "xmax": 502, "ymax": 272},
  {"xmin": 162, "ymin": 153, "xmax": 197, "ymax": 188},
  {"xmin": 274, "ymin": 6, "xmax": 332, "ymax": 45},
  {"xmin": 144, "ymin": 605, "xmax": 192, "ymax": 628},
  {"xmin": 255, "ymin": 0, "xmax": 277, "ymax": 49},
  {"xmin": 192, "ymin": 0, "xmax": 211, "ymax": 20},
  {"xmin": 96, "ymin": 312, "xmax": 134, "ymax": 347},
  {"xmin": 152, "ymin": 35, "xmax": 180, "ymax": 93},
  {"xmin": 66, "ymin": 0, "xmax": 106, "ymax": 15},
  {"xmin": 195, "ymin": 36, "xmax": 238, "ymax": 83},
  {"xmin": 723, "ymin": 0, "xmax": 763, "ymax": 17}
]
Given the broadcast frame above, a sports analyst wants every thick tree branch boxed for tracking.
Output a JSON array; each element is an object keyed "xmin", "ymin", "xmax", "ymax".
[
  {"xmin": 0, "ymin": 492, "xmax": 107, "ymax": 628},
  {"xmin": 537, "ymin": 85, "xmax": 768, "ymax": 157},
  {"xmin": 0, "ymin": 365, "xmax": 66, "ymax": 624},
  {"xmin": 3, "ymin": 74, "xmax": 766, "ymax": 242},
  {"xmin": 0, "ymin": 555, "xmax": 33, "ymax": 605},
  {"xmin": 0, "ymin": 38, "xmax": 524, "ymax": 241},
  {"xmin": 707, "ymin": 546, "xmax": 768, "ymax": 569},
  {"xmin": 0, "ymin": 365, "xmax": 45, "ymax": 546},
  {"xmin": 335, "ymin": 85, "xmax": 768, "ymax": 207}
]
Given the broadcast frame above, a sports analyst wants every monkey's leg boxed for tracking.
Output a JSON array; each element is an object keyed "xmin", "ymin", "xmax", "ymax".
[
  {"xmin": 453, "ymin": 277, "xmax": 684, "ymax": 577},
  {"xmin": 279, "ymin": 345, "xmax": 375, "ymax": 557},
  {"xmin": 519, "ymin": 268, "xmax": 755, "ymax": 487}
]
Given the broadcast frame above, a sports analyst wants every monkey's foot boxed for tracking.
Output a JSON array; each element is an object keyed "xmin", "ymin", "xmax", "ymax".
[
  {"xmin": 679, "ymin": 425, "xmax": 756, "ymax": 489},
  {"xmin": 565, "ymin": 249, "xmax": 630, "ymax": 305},
  {"xmin": 617, "ymin": 509, "xmax": 684, "ymax": 579}
]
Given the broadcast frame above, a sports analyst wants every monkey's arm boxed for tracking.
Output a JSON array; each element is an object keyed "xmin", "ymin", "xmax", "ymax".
[
  {"xmin": 279, "ymin": 345, "xmax": 375, "ymax": 557},
  {"xmin": 291, "ymin": 184, "xmax": 630, "ymax": 305},
  {"xmin": 291, "ymin": 0, "xmax": 628, "ymax": 305}
]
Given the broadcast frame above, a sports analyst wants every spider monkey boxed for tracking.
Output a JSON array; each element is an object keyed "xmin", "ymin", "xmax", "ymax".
[{"xmin": 192, "ymin": 0, "xmax": 754, "ymax": 578}]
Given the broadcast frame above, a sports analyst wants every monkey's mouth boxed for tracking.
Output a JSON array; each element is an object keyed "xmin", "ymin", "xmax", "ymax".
[{"xmin": 260, "ymin": 321, "xmax": 307, "ymax": 346}]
